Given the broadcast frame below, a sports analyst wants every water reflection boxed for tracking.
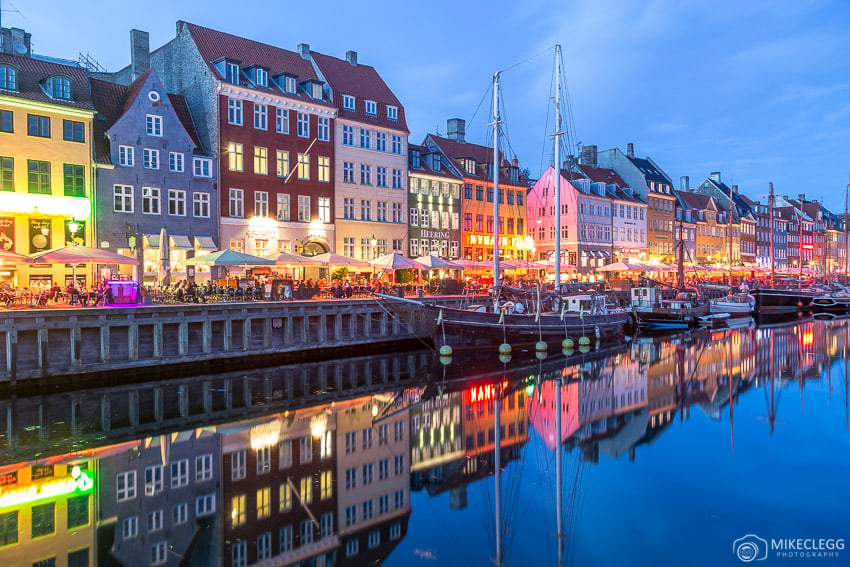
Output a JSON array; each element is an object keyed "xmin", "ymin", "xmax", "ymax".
[{"xmin": 0, "ymin": 318, "xmax": 848, "ymax": 566}]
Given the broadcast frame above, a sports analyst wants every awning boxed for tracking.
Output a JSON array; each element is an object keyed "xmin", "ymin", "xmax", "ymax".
[
  {"xmin": 582, "ymin": 250, "xmax": 610, "ymax": 259},
  {"xmin": 169, "ymin": 235, "xmax": 193, "ymax": 250},
  {"xmin": 194, "ymin": 236, "xmax": 217, "ymax": 250},
  {"xmin": 144, "ymin": 234, "xmax": 160, "ymax": 248}
]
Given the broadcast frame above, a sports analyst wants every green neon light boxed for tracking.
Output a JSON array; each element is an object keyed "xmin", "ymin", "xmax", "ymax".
[{"xmin": 0, "ymin": 468, "xmax": 94, "ymax": 509}]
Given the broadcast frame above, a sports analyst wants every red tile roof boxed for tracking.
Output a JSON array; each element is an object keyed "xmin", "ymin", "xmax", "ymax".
[
  {"xmin": 678, "ymin": 191, "xmax": 715, "ymax": 211},
  {"xmin": 310, "ymin": 51, "xmax": 407, "ymax": 132},
  {"xmin": 429, "ymin": 135, "xmax": 512, "ymax": 167},
  {"xmin": 576, "ymin": 164, "xmax": 627, "ymax": 187},
  {"xmin": 0, "ymin": 53, "xmax": 94, "ymax": 111},
  {"xmin": 184, "ymin": 22, "xmax": 334, "ymax": 110}
]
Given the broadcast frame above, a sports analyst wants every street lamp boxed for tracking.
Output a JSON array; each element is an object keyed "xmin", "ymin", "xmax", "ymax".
[{"xmin": 370, "ymin": 235, "xmax": 377, "ymax": 259}]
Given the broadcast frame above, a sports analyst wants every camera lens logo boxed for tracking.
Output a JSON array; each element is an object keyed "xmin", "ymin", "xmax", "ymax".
[{"xmin": 733, "ymin": 534, "xmax": 769, "ymax": 562}]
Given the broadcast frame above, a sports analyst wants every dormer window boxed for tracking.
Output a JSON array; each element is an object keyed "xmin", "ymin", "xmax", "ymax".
[
  {"xmin": 433, "ymin": 155, "xmax": 441, "ymax": 172},
  {"xmin": 342, "ymin": 94, "xmax": 355, "ymax": 111},
  {"xmin": 365, "ymin": 100, "xmax": 377, "ymax": 116},
  {"xmin": 0, "ymin": 66, "xmax": 17, "ymax": 91},
  {"xmin": 311, "ymin": 83, "xmax": 322, "ymax": 100},
  {"xmin": 411, "ymin": 150, "xmax": 420, "ymax": 169},
  {"xmin": 386, "ymin": 105, "xmax": 398, "ymax": 121},
  {"xmin": 48, "ymin": 76, "xmax": 71, "ymax": 100},
  {"xmin": 284, "ymin": 77, "xmax": 296, "ymax": 93},
  {"xmin": 225, "ymin": 62, "xmax": 240, "ymax": 84},
  {"xmin": 464, "ymin": 159, "xmax": 476, "ymax": 174},
  {"xmin": 256, "ymin": 68, "xmax": 268, "ymax": 87}
]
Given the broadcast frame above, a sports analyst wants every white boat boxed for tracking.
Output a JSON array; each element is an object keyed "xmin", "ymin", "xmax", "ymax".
[{"xmin": 710, "ymin": 293, "xmax": 755, "ymax": 316}]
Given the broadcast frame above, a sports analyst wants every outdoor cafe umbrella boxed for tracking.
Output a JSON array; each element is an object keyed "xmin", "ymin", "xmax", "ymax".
[
  {"xmin": 413, "ymin": 255, "xmax": 462, "ymax": 270},
  {"xmin": 594, "ymin": 261, "xmax": 652, "ymax": 272},
  {"xmin": 30, "ymin": 245, "xmax": 138, "ymax": 287},
  {"xmin": 311, "ymin": 252, "xmax": 371, "ymax": 268},
  {"xmin": 452, "ymin": 257, "xmax": 495, "ymax": 270},
  {"xmin": 0, "ymin": 248, "xmax": 33, "ymax": 264},
  {"xmin": 184, "ymin": 249, "xmax": 276, "ymax": 267},
  {"xmin": 369, "ymin": 252, "xmax": 427, "ymax": 271},
  {"xmin": 264, "ymin": 251, "xmax": 323, "ymax": 267},
  {"xmin": 158, "ymin": 227, "xmax": 171, "ymax": 286}
]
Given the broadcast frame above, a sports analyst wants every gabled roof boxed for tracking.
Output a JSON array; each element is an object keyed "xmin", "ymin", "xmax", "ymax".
[
  {"xmin": 311, "ymin": 51, "xmax": 407, "ymax": 132},
  {"xmin": 678, "ymin": 191, "xmax": 717, "ymax": 212},
  {"xmin": 90, "ymin": 70, "xmax": 204, "ymax": 165},
  {"xmin": 0, "ymin": 52, "xmax": 94, "ymax": 111},
  {"xmin": 576, "ymin": 164, "xmax": 627, "ymax": 187},
  {"xmin": 626, "ymin": 155, "xmax": 669, "ymax": 184},
  {"xmin": 408, "ymin": 144, "xmax": 461, "ymax": 181},
  {"xmin": 183, "ymin": 22, "xmax": 334, "ymax": 109}
]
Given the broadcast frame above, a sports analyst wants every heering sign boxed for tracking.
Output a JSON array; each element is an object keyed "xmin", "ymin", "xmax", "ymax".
[{"xmin": 421, "ymin": 230, "xmax": 450, "ymax": 239}]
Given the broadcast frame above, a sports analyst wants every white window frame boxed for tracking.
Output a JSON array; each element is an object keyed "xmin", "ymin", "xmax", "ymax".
[
  {"xmin": 318, "ymin": 156, "xmax": 330, "ymax": 182},
  {"xmin": 285, "ymin": 76, "xmax": 296, "ymax": 93},
  {"xmin": 170, "ymin": 459, "xmax": 189, "ymax": 488},
  {"xmin": 193, "ymin": 192, "xmax": 210, "ymax": 218},
  {"xmin": 277, "ymin": 193, "xmax": 290, "ymax": 222},
  {"xmin": 297, "ymin": 112, "xmax": 309, "ymax": 137},
  {"xmin": 387, "ymin": 105, "xmax": 398, "ymax": 120},
  {"xmin": 142, "ymin": 186, "xmax": 160, "ymax": 215},
  {"xmin": 151, "ymin": 541, "xmax": 167, "ymax": 565},
  {"xmin": 144, "ymin": 465, "xmax": 163, "ymax": 496},
  {"xmin": 193, "ymin": 157, "xmax": 212, "ymax": 177},
  {"xmin": 298, "ymin": 195, "xmax": 310, "ymax": 222},
  {"xmin": 256, "ymin": 68, "xmax": 268, "ymax": 87},
  {"xmin": 172, "ymin": 502, "xmax": 188, "ymax": 526},
  {"xmin": 317, "ymin": 117, "xmax": 330, "ymax": 141},
  {"xmin": 365, "ymin": 100, "xmax": 377, "ymax": 116},
  {"xmin": 196, "ymin": 454, "xmax": 213, "ymax": 481},
  {"xmin": 196, "ymin": 493, "xmax": 216, "ymax": 517},
  {"xmin": 146, "ymin": 114, "xmax": 162, "ymax": 137},
  {"xmin": 318, "ymin": 197, "xmax": 330, "ymax": 223},
  {"xmin": 342, "ymin": 94, "xmax": 355, "ymax": 111},
  {"xmin": 118, "ymin": 145, "xmax": 134, "ymax": 167},
  {"xmin": 228, "ymin": 97, "xmax": 243, "ymax": 126},
  {"xmin": 255, "ymin": 191, "xmax": 269, "ymax": 217},
  {"xmin": 116, "ymin": 470, "xmax": 136, "ymax": 501},
  {"xmin": 168, "ymin": 152, "xmax": 184, "ymax": 173},
  {"xmin": 122, "ymin": 516, "xmax": 138, "ymax": 539},
  {"xmin": 276, "ymin": 108, "xmax": 289, "ymax": 134},
  {"xmin": 143, "ymin": 148, "xmax": 159, "ymax": 170},
  {"xmin": 254, "ymin": 103, "xmax": 268, "ymax": 130},
  {"xmin": 113, "ymin": 184, "xmax": 133, "ymax": 213},
  {"xmin": 168, "ymin": 189, "xmax": 186, "ymax": 216}
]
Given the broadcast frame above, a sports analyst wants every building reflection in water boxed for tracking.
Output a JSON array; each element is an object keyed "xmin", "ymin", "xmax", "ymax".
[{"xmin": 0, "ymin": 318, "xmax": 847, "ymax": 566}]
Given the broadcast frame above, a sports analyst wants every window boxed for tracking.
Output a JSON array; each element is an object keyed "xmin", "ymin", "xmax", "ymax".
[
  {"xmin": 318, "ymin": 117, "xmax": 330, "ymax": 141},
  {"xmin": 298, "ymin": 195, "xmax": 310, "ymax": 221},
  {"xmin": 360, "ymin": 128, "xmax": 371, "ymax": 149},
  {"xmin": 362, "ymin": 428, "xmax": 373, "ymax": 449},
  {"xmin": 365, "ymin": 100, "xmax": 377, "ymax": 116},
  {"xmin": 346, "ymin": 537, "xmax": 359, "ymax": 556},
  {"xmin": 361, "ymin": 200, "xmax": 372, "ymax": 221},
  {"xmin": 321, "ymin": 471, "xmax": 332, "ymax": 500},
  {"xmin": 143, "ymin": 187, "xmax": 160, "ymax": 214},
  {"xmin": 409, "ymin": 208, "xmax": 418, "ymax": 226},
  {"xmin": 257, "ymin": 532, "xmax": 272, "ymax": 561},
  {"xmin": 517, "ymin": 192, "xmax": 524, "ymax": 206},
  {"xmin": 232, "ymin": 541, "xmax": 247, "ymax": 567},
  {"xmin": 0, "ymin": 66, "xmax": 17, "ymax": 90},
  {"xmin": 196, "ymin": 493, "xmax": 215, "ymax": 516},
  {"xmin": 476, "ymin": 186, "xmax": 484, "ymax": 200},
  {"xmin": 168, "ymin": 189, "xmax": 186, "ymax": 216},
  {"xmin": 274, "ymin": 150, "xmax": 290, "ymax": 178},
  {"xmin": 254, "ymin": 190, "xmax": 269, "ymax": 217},
  {"xmin": 297, "ymin": 153, "xmax": 310, "ymax": 180},
  {"xmin": 344, "ymin": 198, "xmax": 355, "ymax": 219},
  {"xmin": 254, "ymin": 103, "xmax": 267, "ymax": 130},
  {"xmin": 318, "ymin": 197, "xmax": 331, "ymax": 223},
  {"xmin": 257, "ymin": 487, "xmax": 271, "ymax": 519},
  {"xmin": 344, "ymin": 237, "xmax": 355, "ymax": 256},
  {"xmin": 360, "ymin": 164, "xmax": 371, "ymax": 185},
  {"xmin": 392, "ymin": 202, "xmax": 403, "ymax": 223},
  {"xmin": 32, "ymin": 502, "xmax": 55, "ymax": 537},
  {"xmin": 256, "ymin": 67, "xmax": 268, "ymax": 87},
  {"xmin": 362, "ymin": 463, "xmax": 374, "ymax": 485},
  {"xmin": 276, "ymin": 193, "xmax": 290, "ymax": 221},
  {"xmin": 0, "ymin": 110, "xmax": 11, "ymax": 133},
  {"xmin": 318, "ymin": 156, "xmax": 330, "ymax": 182},
  {"xmin": 280, "ymin": 525, "xmax": 293, "ymax": 552},
  {"xmin": 300, "ymin": 476, "xmax": 313, "ymax": 503},
  {"xmin": 300, "ymin": 436, "xmax": 313, "ymax": 464},
  {"xmin": 345, "ymin": 431, "xmax": 356, "ymax": 453},
  {"xmin": 193, "ymin": 157, "xmax": 212, "ymax": 177},
  {"xmin": 279, "ymin": 482, "xmax": 292, "ymax": 511},
  {"xmin": 420, "ymin": 208, "xmax": 429, "ymax": 227},
  {"xmin": 68, "ymin": 548, "xmax": 89, "ymax": 567},
  {"xmin": 312, "ymin": 83, "xmax": 323, "ymax": 99},
  {"xmin": 377, "ymin": 201, "xmax": 388, "ymax": 222},
  {"xmin": 301, "ymin": 519, "xmax": 314, "ymax": 545},
  {"xmin": 369, "ymin": 530, "xmax": 380, "ymax": 548},
  {"xmin": 228, "ymin": 97, "xmax": 243, "ymax": 125},
  {"xmin": 171, "ymin": 502, "xmax": 188, "ymax": 526},
  {"xmin": 342, "ymin": 94, "xmax": 355, "ymax": 110},
  {"xmin": 165, "ymin": 152, "xmax": 184, "ymax": 174},
  {"xmin": 376, "ymin": 131, "xmax": 387, "ymax": 152},
  {"xmin": 343, "ymin": 161, "xmax": 355, "ymax": 183},
  {"xmin": 276, "ymin": 107, "xmax": 289, "ymax": 134},
  {"xmin": 392, "ymin": 135, "xmax": 402, "ymax": 154},
  {"xmin": 147, "ymin": 509, "xmax": 163, "ymax": 532},
  {"xmin": 193, "ymin": 192, "xmax": 210, "ymax": 218},
  {"xmin": 230, "ymin": 450, "xmax": 246, "ymax": 480},
  {"xmin": 196, "ymin": 454, "xmax": 213, "ymax": 481},
  {"xmin": 392, "ymin": 169, "xmax": 402, "ymax": 189},
  {"xmin": 231, "ymin": 494, "xmax": 246, "ymax": 527},
  {"xmin": 410, "ymin": 239, "xmax": 418, "ymax": 257},
  {"xmin": 284, "ymin": 76, "xmax": 296, "ymax": 93},
  {"xmin": 228, "ymin": 142, "xmax": 243, "ymax": 171},
  {"xmin": 394, "ymin": 489, "xmax": 404, "ymax": 509},
  {"xmin": 50, "ymin": 76, "xmax": 71, "ymax": 99},
  {"xmin": 170, "ymin": 459, "xmax": 188, "ymax": 487},
  {"xmin": 151, "ymin": 541, "xmax": 166, "ymax": 565},
  {"xmin": 379, "ymin": 459, "xmax": 389, "ymax": 481},
  {"xmin": 28, "ymin": 114, "xmax": 50, "ymax": 137},
  {"xmin": 257, "ymin": 446, "xmax": 271, "ymax": 474},
  {"xmin": 387, "ymin": 105, "xmax": 398, "ymax": 120},
  {"xmin": 363, "ymin": 500, "xmax": 374, "ymax": 520},
  {"xmin": 117, "ymin": 470, "xmax": 136, "ymax": 501},
  {"xmin": 145, "ymin": 465, "xmax": 163, "ymax": 495},
  {"xmin": 321, "ymin": 512, "xmax": 334, "ymax": 537},
  {"xmin": 143, "ymin": 148, "xmax": 159, "ymax": 169},
  {"xmin": 67, "ymin": 494, "xmax": 89, "ymax": 529},
  {"xmin": 60, "ymin": 164, "xmax": 84, "ymax": 197},
  {"xmin": 63, "ymin": 120, "xmax": 84, "ymax": 142},
  {"xmin": 146, "ymin": 114, "xmax": 162, "ymax": 136},
  {"xmin": 376, "ymin": 166, "xmax": 387, "ymax": 187},
  {"xmin": 297, "ymin": 112, "xmax": 309, "ymax": 137},
  {"xmin": 121, "ymin": 516, "xmax": 138, "ymax": 540},
  {"xmin": 254, "ymin": 146, "xmax": 268, "ymax": 175}
]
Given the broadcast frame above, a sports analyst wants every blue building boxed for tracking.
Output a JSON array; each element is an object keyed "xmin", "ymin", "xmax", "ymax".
[{"xmin": 91, "ymin": 67, "xmax": 218, "ymax": 283}]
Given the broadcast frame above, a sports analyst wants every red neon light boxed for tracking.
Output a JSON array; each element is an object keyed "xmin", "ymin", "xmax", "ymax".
[
  {"xmin": 465, "ymin": 380, "xmax": 509, "ymax": 404},
  {"xmin": 801, "ymin": 244, "xmax": 814, "ymax": 250}
]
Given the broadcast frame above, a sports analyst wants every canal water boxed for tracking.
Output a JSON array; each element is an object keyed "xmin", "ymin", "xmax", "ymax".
[{"xmin": 0, "ymin": 318, "xmax": 848, "ymax": 566}]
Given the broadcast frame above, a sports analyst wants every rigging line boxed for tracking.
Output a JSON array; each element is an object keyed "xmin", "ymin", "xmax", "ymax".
[
  {"xmin": 465, "ymin": 78, "xmax": 495, "ymax": 137},
  {"xmin": 498, "ymin": 44, "xmax": 556, "ymax": 75}
]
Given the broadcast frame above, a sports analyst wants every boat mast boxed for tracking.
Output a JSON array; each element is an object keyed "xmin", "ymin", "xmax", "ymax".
[
  {"xmin": 555, "ymin": 378, "xmax": 564, "ymax": 566},
  {"xmin": 728, "ymin": 176, "xmax": 734, "ymax": 285},
  {"xmin": 769, "ymin": 182, "xmax": 775, "ymax": 285},
  {"xmin": 492, "ymin": 72, "xmax": 502, "ymax": 285},
  {"xmin": 554, "ymin": 45, "xmax": 562, "ymax": 289},
  {"xmin": 845, "ymin": 174, "xmax": 849, "ymax": 283},
  {"xmin": 494, "ymin": 384, "xmax": 503, "ymax": 566}
]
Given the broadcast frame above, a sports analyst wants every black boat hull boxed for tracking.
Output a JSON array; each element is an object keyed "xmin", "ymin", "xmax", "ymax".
[{"xmin": 752, "ymin": 289, "xmax": 817, "ymax": 315}]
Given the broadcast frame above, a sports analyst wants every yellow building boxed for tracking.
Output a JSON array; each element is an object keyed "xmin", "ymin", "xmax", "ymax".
[{"xmin": 0, "ymin": 50, "xmax": 95, "ymax": 288}]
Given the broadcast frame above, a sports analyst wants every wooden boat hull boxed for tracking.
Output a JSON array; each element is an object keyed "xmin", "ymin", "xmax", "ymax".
[
  {"xmin": 631, "ymin": 302, "xmax": 710, "ymax": 329},
  {"xmin": 710, "ymin": 296, "xmax": 755, "ymax": 317}
]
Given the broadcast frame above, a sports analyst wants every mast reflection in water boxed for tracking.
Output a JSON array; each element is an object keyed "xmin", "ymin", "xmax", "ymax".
[{"xmin": 0, "ymin": 320, "xmax": 848, "ymax": 566}]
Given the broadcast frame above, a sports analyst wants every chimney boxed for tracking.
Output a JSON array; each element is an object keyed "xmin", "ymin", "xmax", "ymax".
[
  {"xmin": 345, "ymin": 50, "xmax": 358, "ymax": 66},
  {"xmin": 511, "ymin": 156, "xmax": 519, "ymax": 168},
  {"xmin": 710, "ymin": 171, "xmax": 721, "ymax": 183},
  {"xmin": 298, "ymin": 43, "xmax": 311, "ymax": 60},
  {"xmin": 3, "ymin": 27, "xmax": 32, "ymax": 57},
  {"xmin": 626, "ymin": 142, "xmax": 634, "ymax": 158},
  {"xmin": 447, "ymin": 118, "xmax": 465, "ymax": 143},
  {"xmin": 732, "ymin": 184, "xmax": 738, "ymax": 194},
  {"xmin": 130, "ymin": 29, "xmax": 150, "ymax": 81},
  {"xmin": 680, "ymin": 176, "xmax": 689, "ymax": 192},
  {"xmin": 581, "ymin": 144, "xmax": 597, "ymax": 168},
  {"xmin": 176, "ymin": 20, "xmax": 188, "ymax": 36},
  {"xmin": 798, "ymin": 193, "xmax": 805, "ymax": 202}
]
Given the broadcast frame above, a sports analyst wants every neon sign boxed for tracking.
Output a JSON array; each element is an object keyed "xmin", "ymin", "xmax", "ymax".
[
  {"xmin": 801, "ymin": 244, "xmax": 814, "ymax": 250},
  {"xmin": 0, "ymin": 466, "xmax": 94, "ymax": 509},
  {"xmin": 465, "ymin": 381, "xmax": 509, "ymax": 405}
]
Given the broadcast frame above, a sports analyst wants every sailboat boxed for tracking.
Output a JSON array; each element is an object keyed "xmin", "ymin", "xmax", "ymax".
[
  {"xmin": 710, "ymin": 183, "xmax": 755, "ymax": 317},
  {"xmin": 377, "ymin": 46, "xmax": 629, "ymax": 349}
]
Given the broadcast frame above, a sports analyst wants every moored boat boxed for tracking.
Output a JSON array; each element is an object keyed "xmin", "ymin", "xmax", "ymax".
[
  {"xmin": 630, "ymin": 286, "xmax": 710, "ymax": 329},
  {"xmin": 752, "ymin": 287, "xmax": 818, "ymax": 315},
  {"xmin": 710, "ymin": 292, "xmax": 755, "ymax": 317}
]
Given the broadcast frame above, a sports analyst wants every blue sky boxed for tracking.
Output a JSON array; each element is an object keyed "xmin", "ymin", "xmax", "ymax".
[{"xmin": 9, "ymin": 0, "xmax": 850, "ymax": 211}]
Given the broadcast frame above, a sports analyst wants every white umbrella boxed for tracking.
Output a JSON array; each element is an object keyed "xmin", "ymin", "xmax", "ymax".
[
  {"xmin": 158, "ymin": 227, "xmax": 170, "ymax": 286},
  {"xmin": 264, "ymin": 251, "xmax": 323, "ymax": 267},
  {"xmin": 369, "ymin": 253, "xmax": 427, "ymax": 271},
  {"xmin": 414, "ymin": 255, "xmax": 462, "ymax": 270},
  {"xmin": 312, "ymin": 252, "xmax": 371, "ymax": 268}
]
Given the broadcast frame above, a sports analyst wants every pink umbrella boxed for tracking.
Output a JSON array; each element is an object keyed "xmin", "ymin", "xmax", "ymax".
[
  {"xmin": 0, "ymin": 249, "xmax": 33, "ymax": 264},
  {"xmin": 30, "ymin": 245, "xmax": 138, "ymax": 264}
]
